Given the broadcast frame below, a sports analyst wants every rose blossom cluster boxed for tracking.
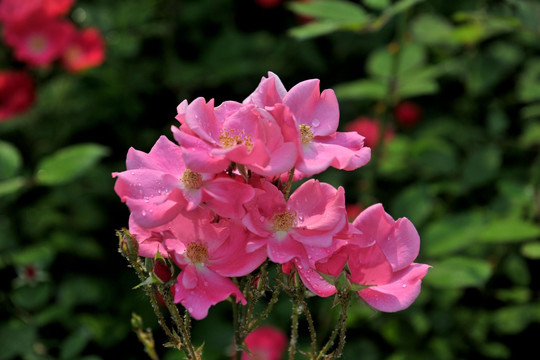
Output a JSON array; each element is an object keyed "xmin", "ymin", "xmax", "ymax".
[
  {"xmin": 113, "ymin": 72, "xmax": 430, "ymax": 320},
  {"xmin": 0, "ymin": 0, "xmax": 105, "ymax": 71},
  {"xmin": 0, "ymin": 0, "xmax": 105, "ymax": 122}
]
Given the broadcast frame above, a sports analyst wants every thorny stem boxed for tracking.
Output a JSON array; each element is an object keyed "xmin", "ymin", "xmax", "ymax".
[
  {"xmin": 119, "ymin": 238, "xmax": 180, "ymax": 349},
  {"xmin": 295, "ymin": 289, "xmax": 317, "ymax": 357},
  {"xmin": 288, "ymin": 298, "xmax": 300, "ymax": 360},
  {"xmin": 159, "ymin": 284, "xmax": 199, "ymax": 359},
  {"xmin": 247, "ymin": 275, "xmax": 282, "ymax": 333},
  {"xmin": 118, "ymin": 230, "xmax": 198, "ymax": 359},
  {"xmin": 131, "ymin": 313, "xmax": 160, "ymax": 360},
  {"xmin": 283, "ymin": 167, "xmax": 295, "ymax": 200},
  {"xmin": 232, "ymin": 299, "xmax": 243, "ymax": 360},
  {"xmin": 316, "ymin": 291, "xmax": 351, "ymax": 360},
  {"xmin": 333, "ymin": 291, "xmax": 352, "ymax": 359}
]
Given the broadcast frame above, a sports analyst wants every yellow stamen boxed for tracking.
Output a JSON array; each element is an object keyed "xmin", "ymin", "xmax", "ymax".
[
  {"xmin": 186, "ymin": 240, "xmax": 209, "ymax": 264},
  {"xmin": 299, "ymin": 124, "xmax": 314, "ymax": 144},
  {"xmin": 219, "ymin": 128, "xmax": 254, "ymax": 151},
  {"xmin": 272, "ymin": 210, "xmax": 296, "ymax": 232},
  {"xmin": 182, "ymin": 169, "xmax": 203, "ymax": 189}
]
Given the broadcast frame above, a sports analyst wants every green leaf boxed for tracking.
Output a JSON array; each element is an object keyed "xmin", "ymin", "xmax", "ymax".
[
  {"xmin": 11, "ymin": 283, "xmax": 53, "ymax": 310},
  {"xmin": 450, "ymin": 23, "xmax": 485, "ymax": 44},
  {"xmin": 410, "ymin": 137, "xmax": 457, "ymax": 178},
  {"xmin": 480, "ymin": 342, "xmax": 511, "ymax": 359},
  {"xmin": 411, "ymin": 13, "xmax": 455, "ymax": 46},
  {"xmin": 520, "ymin": 103, "xmax": 540, "ymax": 120},
  {"xmin": 0, "ymin": 320, "xmax": 37, "ymax": 360},
  {"xmin": 398, "ymin": 43, "xmax": 426, "ymax": 76},
  {"xmin": 0, "ymin": 177, "xmax": 27, "ymax": 196},
  {"xmin": 519, "ymin": 122, "xmax": 540, "ymax": 148},
  {"xmin": 381, "ymin": 0, "xmax": 425, "ymax": 18},
  {"xmin": 425, "ymin": 257, "xmax": 492, "ymax": 289},
  {"xmin": 366, "ymin": 47, "xmax": 393, "ymax": 78},
  {"xmin": 363, "ymin": 0, "xmax": 390, "ymax": 10},
  {"xmin": 379, "ymin": 136, "xmax": 412, "ymax": 179},
  {"xmin": 513, "ymin": 0, "xmax": 540, "ymax": 32},
  {"xmin": 60, "ymin": 327, "xmax": 91, "ymax": 360},
  {"xmin": 35, "ymin": 143, "xmax": 109, "ymax": 185},
  {"xmin": 390, "ymin": 184, "xmax": 434, "ymax": 226},
  {"xmin": 518, "ymin": 59, "xmax": 540, "ymax": 102},
  {"xmin": 288, "ymin": 0, "xmax": 369, "ymax": 24},
  {"xmin": 422, "ymin": 212, "xmax": 484, "ymax": 257},
  {"xmin": 0, "ymin": 141, "xmax": 22, "ymax": 180},
  {"xmin": 334, "ymin": 79, "xmax": 386, "ymax": 100},
  {"xmin": 398, "ymin": 77, "xmax": 439, "ymax": 98},
  {"xmin": 462, "ymin": 145, "xmax": 501, "ymax": 187},
  {"xmin": 521, "ymin": 242, "xmax": 540, "ymax": 259},
  {"xmin": 477, "ymin": 218, "xmax": 540, "ymax": 243},
  {"xmin": 503, "ymin": 254, "xmax": 530, "ymax": 286},
  {"xmin": 492, "ymin": 305, "xmax": 540, "ymax": 335},
  {"xmin": 288, "ymin": 21, "xmax": 341, "ymax": 40}
]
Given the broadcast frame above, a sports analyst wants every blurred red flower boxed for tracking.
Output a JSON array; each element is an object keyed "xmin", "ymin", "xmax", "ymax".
[
  {"xmin": 2, "ymin": 15, "xmax": 75, "ymax": 67},
  {"xmin": 345, "ymin": 117, "xmax": 394, "ymax": 149},
  {"xmin": 346, "ymin": 203, "xmax": 363, "ymax": 222},
  {"xmin": 255, "ymin": 0, "xmax": 283, "ymax": 8},
  {"xmin": 62, "ymin": 28, "xmax": 106, "ymax": 72},
  {"xmin": 0, "ymin": 0, "xmax": 73, "ymax": 24},
  {"xmin": 42, "ymin": 0, "xmax": 74, "ymax": 18},
  {"xmin": 242, "ymin": 326, "xmax": 287, "ymax": 360},
  {"xmin": 0, "ymin": 70, "xmax": 35, "ymax": 121},
  {"xmin": 394, "ymin": 101, "xmax": 422, "ymax": 128}
]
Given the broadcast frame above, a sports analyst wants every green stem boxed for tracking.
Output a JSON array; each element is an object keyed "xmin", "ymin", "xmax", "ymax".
[
  {"xmin": 119, "ymin": 237, "xmax": 181, "ymax": 350},
  {"xmin": 232, "ymin": 299, "xmax": 244, "ymax": 360},
  {"xmin": 247, "ymin": 271, "xmax": 282, "ymax": 333},
  {"xmin": 159, "ymin": 284, "xmax": 199, "ymax": 360},
  {"xmin": 333, "ymin": 291, "xmax": 351, "ymax": 359},
  {"xmin": 296, "ymin": 289, "xmax": 317, "ymax": 357},
  {"xmin": 288, "ymin": 298, "xmax": 300, "ymax": 360},
  {"xmin": 283, "ymin": 168, "xmax": 295, "ymax": 200},
  {"xmin": 316, "ymin": 291, "xmax": 351, "ymax": 360}
]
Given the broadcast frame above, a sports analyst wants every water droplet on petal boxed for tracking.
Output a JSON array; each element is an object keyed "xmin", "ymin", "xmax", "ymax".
[
  {"xmin": 130, "ymin": 171, "xmax": 135, "ymax": 175},
  {"xmin": 142, "ymin": 210, "xmax": 147, "ymax": 216},
  {"xmin": 259, "ymin": 216, "xmax": 265, "ymax": 222},
  {"xmin": 312, "ymin": 119, "xmax": 320, "ymax": 127},
  {"xmin": 402, "ymin": 284, "xmax": 407, "ymax": 288},
  {"xmin": 297, "ymin": 265, "xmax": 303, "ymax": 270}
]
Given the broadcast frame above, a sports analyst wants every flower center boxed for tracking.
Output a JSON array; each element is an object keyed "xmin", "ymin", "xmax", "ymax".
[
  {"xmin": 65, "ymin": 46, "xmax": 81, "ymax": 62},
  {"xmin": 186, "ymin": 240, "xmax": 209, "ymax": 264},
  {"xmin": 182, "ymin": 169, "xmax": 203, "ymax": 189},
  {"xmin": 28, "ymin": 35, "xmax": 47, "ymax": 54},
  {"xmin": 219, "ymin": 128, "xmax": 254, "ymax": 151},
  {"xmin": 272, "ymin": 210, "xmax": 296, "ymax": 232},
  {"xmin": 299, "ymin": 124, "xmax": 314, "ymax": 144}
]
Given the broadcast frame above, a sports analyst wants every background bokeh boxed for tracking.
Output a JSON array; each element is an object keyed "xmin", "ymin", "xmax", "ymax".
[{"xmin": 1, "ymin": 0, "xmax": 540, "ymax": 359}]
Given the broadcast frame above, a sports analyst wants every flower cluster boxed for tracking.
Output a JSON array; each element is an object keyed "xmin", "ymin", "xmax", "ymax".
[
  {"xmin": 0, "ymin": 0, "xmax": 105, "ymax": 71},
  {"xmin": 114, "ymin": 72, "xmax": 430, "ymax": 320},
  {"xmin": 0, "ymin": 0, "xmax": 105, "ymax": 122}
]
